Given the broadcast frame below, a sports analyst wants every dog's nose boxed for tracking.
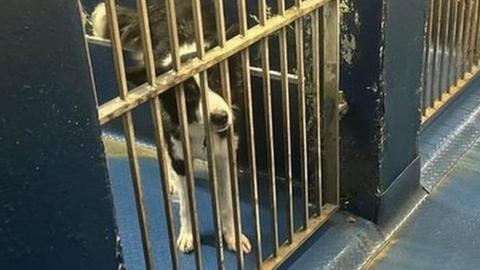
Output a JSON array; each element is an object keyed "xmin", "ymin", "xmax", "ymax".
[{"xmin": 210, "ymin": 111, "xmax": 229, "ymax": 127}]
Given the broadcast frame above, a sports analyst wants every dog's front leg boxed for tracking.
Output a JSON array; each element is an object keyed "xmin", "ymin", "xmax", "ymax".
[
  {"xmin": 169, "ymin": 138, "xmax": 194, "ymax": 253},
  {"xmin": 214, "ymin": 135, "xmax": 252, "ymax": 254}
]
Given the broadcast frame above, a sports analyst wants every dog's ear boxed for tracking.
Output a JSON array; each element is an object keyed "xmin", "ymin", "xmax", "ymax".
[
  {"xmin": 126, "ymin": 63, "xmax": 172, "ymax": 87},
  {"xmin": 226, "ymin": 23, "xmax": 239, "ymax": 40}
]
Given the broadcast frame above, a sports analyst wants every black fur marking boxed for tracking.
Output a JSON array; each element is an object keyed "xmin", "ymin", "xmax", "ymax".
[{"xmin": 171, "ymin": 158, "xmax": 186, "ymax": 176}]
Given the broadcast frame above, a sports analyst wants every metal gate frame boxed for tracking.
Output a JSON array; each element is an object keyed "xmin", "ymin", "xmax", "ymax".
[
  {"xmin": 87, "ymin": 0, "xmax": 340, "ymax": 269},
  {"xmin": 422, "ymin": 0, "xmax": 480, "ymax": 123}
]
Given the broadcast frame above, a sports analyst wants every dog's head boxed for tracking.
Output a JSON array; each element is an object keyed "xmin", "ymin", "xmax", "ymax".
[{"xmin": 126, "ymin": 48, "xmax": 233, "ymax": 133}]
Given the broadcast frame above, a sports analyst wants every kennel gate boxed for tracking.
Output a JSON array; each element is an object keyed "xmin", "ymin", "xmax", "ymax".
[
  {"xmin": 88, "ymin": 0, "xmax": 340, "ymax": 269},
  {"xmin": 422, "ymin": 0, "xmax": 480, "ymax": 123}
]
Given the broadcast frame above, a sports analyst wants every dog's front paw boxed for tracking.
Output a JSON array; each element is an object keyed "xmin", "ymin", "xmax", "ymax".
[
  {"xmin": 177, "ymin": 229, "xmax": 194, "ymax": 253},
  {"xmin": 224, "ymin": 233, "xmax": 252, "ymax": 254}
]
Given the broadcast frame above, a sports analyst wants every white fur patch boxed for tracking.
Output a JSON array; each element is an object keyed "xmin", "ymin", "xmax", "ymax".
[
  {"xmin": 190, "ymin": 74, "xmax": 233, "ymax": 129},
  {"xmin": 92, "ymin": 3, "xmax": 108, "ymax": 38},
  {"xmin": 160, "ymin": 43, "xmax": 198, "ymax": 66}
]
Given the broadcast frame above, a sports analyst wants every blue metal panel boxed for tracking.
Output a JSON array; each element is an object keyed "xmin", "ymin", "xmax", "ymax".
[
  {"xmin": 0, "ymin": 1, "xmax": 120, "ymax": 269},
  {"xmin": 380, "ymin": 0, "xmax": 426, "ymax": 189}
]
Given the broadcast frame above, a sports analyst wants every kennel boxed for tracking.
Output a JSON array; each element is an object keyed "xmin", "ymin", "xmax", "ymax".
[
  {"xmin": 83, "ymin": 0, "xmax": 340, "ymax": 269},
  {"xmin": 422, "ymin": 0, "xmax": 480, "ymax": 123}
]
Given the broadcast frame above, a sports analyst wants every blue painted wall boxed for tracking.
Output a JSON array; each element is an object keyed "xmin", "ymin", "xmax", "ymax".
[
  {"xmin": 339, "ymin": 0, "xmax": 425, "ymax": 221},
  {"xmin": 338, "ymin": 0, "xmax": 385, "ymax": 220},
  {"xmin": 0, "ymin": 1, "xmax": 120, "ymax": 269},
  {"xmin": 380, "ymin": 0, "xmax": 426, "ymax": 189}
]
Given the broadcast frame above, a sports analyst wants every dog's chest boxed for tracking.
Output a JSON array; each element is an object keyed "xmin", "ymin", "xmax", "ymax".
[{"xmin": 188, "ymin": 123, "xmax": 207, "ymax": 159}]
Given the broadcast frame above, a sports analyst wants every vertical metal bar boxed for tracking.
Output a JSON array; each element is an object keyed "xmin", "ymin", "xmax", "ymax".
[
  {"xmin": 321, "ymin": 0, "xmax": 340, "ymax": 205},
  {"xmin": 277, "ymin": 0, "xmax": 293, "ymax": 247},
  {"xmin": 439, "ymin": 0, "xmax": 451, "ymax": 100},
  {"xmin": 135, "ymin": 0, "xmax": 156, "ymax": 83},
  {"xmin": 462, "ymin": 0, "xmax": 473, "ymax": 76},
  {"xmin": 104, "ymin": 1, "xmax": 154, "ymax": 269},
  {"xmin": 469, "ymin": 0, "xmax": 479, "ymax": 70},
  {"xmin": 312, "ymin": 9, "xmax": 323, "ymax": 215},
  {"xmin": 151, "ymin": 99, "xmax": 179, "ymax": 270},
  {"xmin": 294, "ymin": 1, "xmax": 309, "ymax": 228},
  {"xmin": 104, "ymin": 0, "xmax": 129, "ymax": 99},
  {"xmin": 474, "ymin": 0, "xmax": 480, "ymax": 64},
  {"xmin": 211, "ymin": 0, "xmax": 247, "ymax": 268},
  {"xmin": 423, "ymin": 0, "xmax": 435, "ymax": 115},
  {"xmin": 190, "ymin": 1, "xmax": 227, "ymax": 269},
  {"xmin": 455, "ymin": 0, "xmax": 466, "ymax": 84},
  {"xmin": 134, "ymin": 0, "xmax": 179, "ymax": 268},
  {"xmin": 164, "ymin": 0, "xmax": 203, "ymax": 269},
  {"xmin": 447, "ymin": 0, "xmax": 459, "ymax": 92},
  {"xmin": 257, "ymin": 0, "xmax": 273, "ymax": 266},
  {"xmin": 176, "ymin": 88, "xmax": 203, "ymax": 270},
  {"xmin": 236, "ymin": 0, "xmax": 261, "ymax": 266},
  {"xmin": 122, "ymin": 113, "xmax": 155, "ymax": 270},
  {"xmin": 430, "ymin": 0, "xmax": 443, "ymax": 106},
  {"xmin": 475, "ymin": 0, "xmax": 480, "ymax": 64}
]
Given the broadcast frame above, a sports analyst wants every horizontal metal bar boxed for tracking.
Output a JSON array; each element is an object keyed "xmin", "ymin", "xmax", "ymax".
[
  {"xmin": 261, "ymin": 204, "xmax": 337, "ymax": 270},
  {"xmin": 249, "ymin": 66, "xmax": 300, "ymax": 83},
  {"xmin": 98, "ymin": 0, "xmax": 331, "ymax": 125}
]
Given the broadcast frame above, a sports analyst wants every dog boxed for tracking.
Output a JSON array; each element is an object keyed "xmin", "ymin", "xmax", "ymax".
[{"xmin": 90, "ymin": 1, "xmax": 251, "ymax": 254}]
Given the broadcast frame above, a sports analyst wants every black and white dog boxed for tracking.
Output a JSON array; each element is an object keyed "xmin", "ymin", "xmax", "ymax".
[{"xmin": 91, "ymin": 1, "xmax": 251, "ymax": 253}]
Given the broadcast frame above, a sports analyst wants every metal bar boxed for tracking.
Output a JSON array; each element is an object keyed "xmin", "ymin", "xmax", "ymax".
[
  {"xmin": 135, "ymin": 0, "xmax": 156, "ymax": 83},
  {"xmin": 122, "ymin": 113, "xmax": 155, "ymax": 270},
  {"xmin": 455, "ymin": 0, "xmax": 466, "ymax": 84},
  {"xmin": 278, "ymin": 25, "xmax": 293, "ymax": 247},
  {"xmin": 257, "ymin": 0, "xmax": 274, "ymax": 267},
  {"xmin": 237, "ymin": 0, "xmax": 260, "ymax": 267},
  {"xmin": 474, "ymin": 0, "xmax": 480, "ymax": 64},
  {"xmin": 430, "ymin": 0, "xmax": 443, "ymax": 106},
  {"xmin": 211, "ymin": 0, "xmax": 247, "ymax": 268},
  {"xmin": 104, "ymin": 1, "xmax": 154, "ymax": 269},
  {"xmin": 422, "ymin": 65, "xmax": 480, "ymax": 123},
  {"xmin": 261, "ymin": 204, "xmax": 337, "ymax": 270},
  {"xmin": 469, "ymin": 0, "xmax": 479, "ymax": 71},
  {"xmin": 438, "ymin": 0, "xmax": 451, "ymax": 100},
  {"xmin": 104, "ymin": 0, "xmax": 129, "ymax": 99},
  {"xmin": 462, "ymin": 0, "xmax": 473, "ymax": 76},
  {"xmin": 277, "ymin": 0, "xmax": 293, "ymax": 248},
  {"xmin": 312, "ymin": 9, "xmax": 323, "ymax": 215},
  {"xmin": 295, "ymin": 15, "xmax": 309, "ymax": 228},
  {"xmin": 98, "ymin": 0, "xmax": 331, "ymax": 125},
  {"xmin": 447, "ymin": 0, "xmax": 459, "ymax": 91},
  {"xmin": 250, "ymin": 66, "xmax": 300, "ymax": 83},
  {"xmin": 164, "ymin": 0, "xmax": 203, "ymax": 268},
  {"xmin": 150, "ymin": 98, "xmax": 179, "ymax": 270},
  {"xmin": 422, "ymin": 0, "xmax": 435, "ymax": 115},
  {"xmin": 175, "ymin": 87, "xmax": 203, "ymax": 270},
  {"xmin": 134, "ymin": 0, "xmax": 180, "ymax": 268},
  {"xmin": 321, "ymin": 0, "xmax": 340, "ymax": 205},
  {"xmin": 190, "ymin": 0, "xmax": 227, "ymax": 268}
]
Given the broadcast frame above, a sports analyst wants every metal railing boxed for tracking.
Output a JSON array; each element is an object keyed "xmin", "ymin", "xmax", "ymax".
[
  {"xmin": 422, "ymin": 0, "xmax": 480, "ymax": 123},
  {"xmin": 86, "ymin": 0, "xmax": 340, "ymax": 269}
]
